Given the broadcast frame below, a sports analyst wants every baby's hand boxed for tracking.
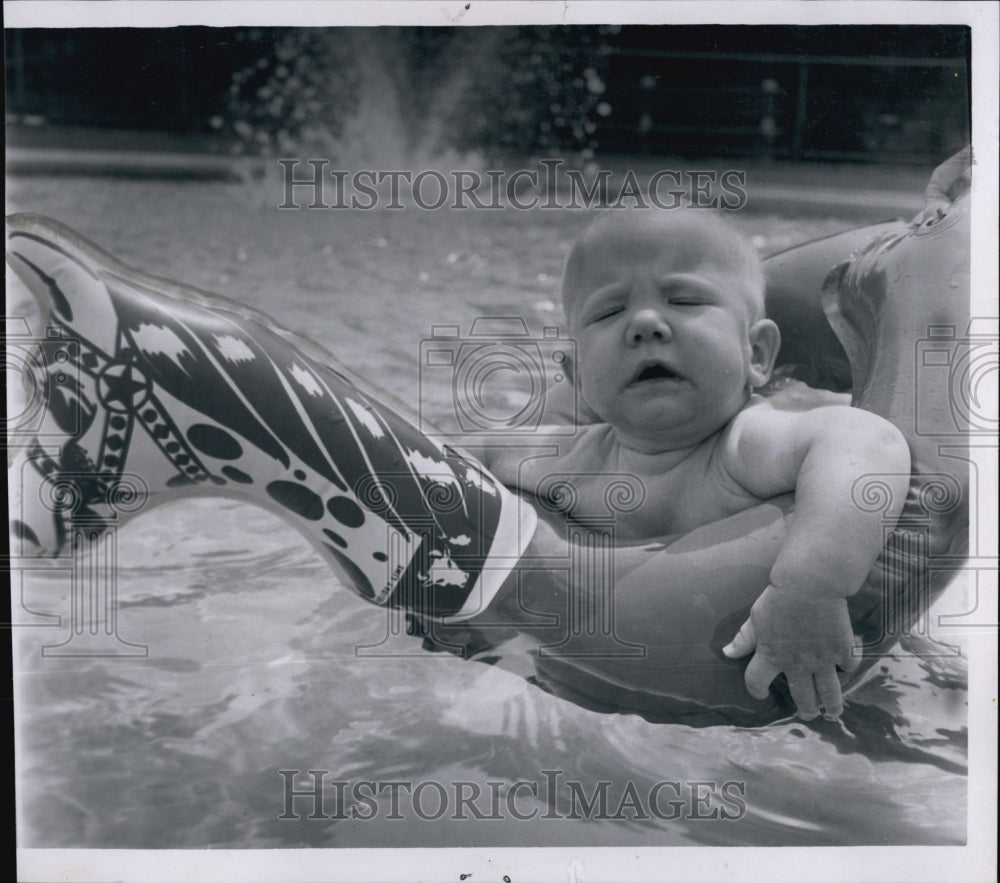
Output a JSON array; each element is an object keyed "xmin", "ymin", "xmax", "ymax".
[
  {"xmin": 909, "ymin": 146, "xmax": 971, "ymax": 228},
  {"xmin": 909, "ymin": 197, "xmax": 952, "ymax": 229},
  {"xmin": 722, "ymin": 585, "xmax": 861, "ymax": 720}
]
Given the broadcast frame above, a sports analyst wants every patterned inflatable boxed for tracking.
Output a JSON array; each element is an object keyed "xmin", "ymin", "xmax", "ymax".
[{"xmin": 6, "ymin": 201, "xmax": 971, "ymax": 724}]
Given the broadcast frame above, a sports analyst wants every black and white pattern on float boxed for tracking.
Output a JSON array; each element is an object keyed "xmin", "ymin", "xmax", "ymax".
[{"xmin": 8, "ymin": 219, "xmax": 515, "ymax": 619}]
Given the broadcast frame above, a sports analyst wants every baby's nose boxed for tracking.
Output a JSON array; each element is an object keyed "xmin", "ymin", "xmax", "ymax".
[{"xmin": 627, "ymin": 308, "xmax": 672, "ymax": 344}]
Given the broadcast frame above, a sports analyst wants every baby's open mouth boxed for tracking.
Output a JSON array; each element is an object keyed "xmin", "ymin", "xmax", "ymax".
[{"xmin": 628, "ymin": 361, "xmax": 684, "ymax": 385}]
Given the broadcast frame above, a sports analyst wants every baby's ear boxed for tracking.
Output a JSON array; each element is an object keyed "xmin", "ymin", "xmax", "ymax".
[{"xmin": 747, "ymin": 319, "xmax": 781, "ymax": 388}]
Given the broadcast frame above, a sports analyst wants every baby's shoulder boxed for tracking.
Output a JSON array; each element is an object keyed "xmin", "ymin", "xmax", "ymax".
[
  {"xmin": 720, "ymin": 395, "xmax": 778, "ymax": 439},
  {"xmin": 715, "ymin": 396, "xmax": 802, "ymax": 472}
]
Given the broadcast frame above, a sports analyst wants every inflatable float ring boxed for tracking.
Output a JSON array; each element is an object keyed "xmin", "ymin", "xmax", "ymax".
[{"xmin": 6, "ymin": 203, "xmax": 970, "ymax": 726}]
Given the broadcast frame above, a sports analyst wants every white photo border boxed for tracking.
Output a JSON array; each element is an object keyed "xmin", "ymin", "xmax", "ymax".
[{"xmin": 7, "ymin": 2, "xmax": 997, "ymax": 882}]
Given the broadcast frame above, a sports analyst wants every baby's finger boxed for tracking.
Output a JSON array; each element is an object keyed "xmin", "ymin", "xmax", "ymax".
[
  {"xmin": 743, "ymin": 653, "xmax": 782, "ymax": 700},
  {"xmin": 722, "ymin": 619, "xmax": 757, "ymax": 659},
  {"xmin": 786, "ymin": 670, "xmax": 820, "ymax": 721},
  {"xmin": 815, "ymin": 668, "xmax": 844, "ymax": 720}
]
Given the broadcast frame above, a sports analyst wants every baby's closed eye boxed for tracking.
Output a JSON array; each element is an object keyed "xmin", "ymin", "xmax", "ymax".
[
  {"xmin": 667, "ymin": 296, "xmax": 707, "ymax": 307},
  {"xmin": 585, "ymin": 304, "xmax": 625, "ymax": 324}
]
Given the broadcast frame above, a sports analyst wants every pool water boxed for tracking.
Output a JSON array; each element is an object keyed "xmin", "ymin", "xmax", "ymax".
[{"xmin": 9, "ymin": 178, "xmax": 968, "ymax": 847}]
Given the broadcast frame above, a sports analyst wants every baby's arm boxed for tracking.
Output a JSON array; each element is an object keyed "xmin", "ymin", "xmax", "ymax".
[{"xmin": 720, "ymin": 402, "xmax": 910, "ymax": 719}]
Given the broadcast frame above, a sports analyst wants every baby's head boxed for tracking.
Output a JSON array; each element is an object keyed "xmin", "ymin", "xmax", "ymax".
[
  {"xmin": 561, "ymin": 209, "xmax": 779, "ymax": 451},
  {"xmin": 563, "ymin": 209, "xmax": 766, "ymax": 329}
]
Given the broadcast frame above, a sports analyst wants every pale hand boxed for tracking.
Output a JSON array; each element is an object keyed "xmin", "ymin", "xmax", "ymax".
[
  {"xmin": 909, "ymin": 197, "xmax": 951, "ymax": 229},
  {"xmin": 722, "ymin": 584, "xmax": 861, "ymax": 720}
]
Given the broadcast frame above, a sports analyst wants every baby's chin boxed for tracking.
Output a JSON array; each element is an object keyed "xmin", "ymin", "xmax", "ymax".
[{"xmin": 611, "ymin": 398, "xmax": 747, "ymax": 447}]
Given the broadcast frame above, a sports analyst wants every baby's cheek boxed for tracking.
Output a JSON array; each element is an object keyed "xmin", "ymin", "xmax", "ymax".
[{"xmin": 576, "ymin": 373, "xmax": 607, "ymax": 420}]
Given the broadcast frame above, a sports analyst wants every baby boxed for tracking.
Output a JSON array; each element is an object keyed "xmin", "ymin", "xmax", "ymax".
[{"xmin": 479, "ymin": 209, "xmax": 911, "ymax": 720}]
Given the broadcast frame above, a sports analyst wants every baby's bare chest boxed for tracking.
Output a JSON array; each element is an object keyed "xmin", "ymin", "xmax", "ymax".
[{"xmin": 518, "ymin": 429, "xmax": 761, "ymax": 541}]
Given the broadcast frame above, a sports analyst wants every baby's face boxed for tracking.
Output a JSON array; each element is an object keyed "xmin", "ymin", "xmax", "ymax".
[{"xmin": 565, "ymin": 213, "xmax": 776, "ymax": 451}]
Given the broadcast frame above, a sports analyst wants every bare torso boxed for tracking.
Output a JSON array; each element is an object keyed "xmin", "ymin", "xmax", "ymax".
[{"xmin": 479, "ymin": 414, "xmax": 767, "ymax": 542}]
